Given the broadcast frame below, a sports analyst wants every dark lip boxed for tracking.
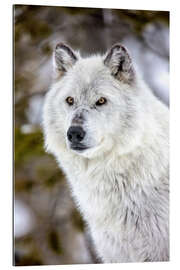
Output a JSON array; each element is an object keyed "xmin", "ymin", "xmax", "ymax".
[{"xmin": 70, "ymin": 144, "xmax": 88, "ymax": 151}]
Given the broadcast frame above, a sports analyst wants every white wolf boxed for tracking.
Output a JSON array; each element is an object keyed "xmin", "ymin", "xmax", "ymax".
[{"xmin": 43, "ymin": 43, "xmax": 169, "ymax": 263}]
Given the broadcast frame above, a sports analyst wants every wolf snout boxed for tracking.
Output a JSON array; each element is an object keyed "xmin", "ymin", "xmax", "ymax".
[{"xmin": 67, "ymin": 126, "xmax": 86, "ymax": 144}]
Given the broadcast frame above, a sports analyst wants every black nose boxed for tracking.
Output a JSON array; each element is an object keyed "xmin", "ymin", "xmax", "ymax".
[{"xmin": 67, "ymin": 126, "xmax": 85, "ymax": 143}]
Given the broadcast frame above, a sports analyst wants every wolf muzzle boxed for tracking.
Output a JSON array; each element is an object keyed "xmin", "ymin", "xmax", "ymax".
[{"xmin": 67, "ymin": 126, "xmax": 87, "ymax": 151}]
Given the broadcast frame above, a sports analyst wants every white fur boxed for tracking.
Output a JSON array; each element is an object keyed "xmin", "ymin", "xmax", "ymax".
[{"xmin": 43, "ymin": 45, "xmax": 169, "ymax": 263}]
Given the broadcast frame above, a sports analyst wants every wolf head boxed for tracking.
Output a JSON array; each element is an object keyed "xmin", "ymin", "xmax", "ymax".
[{"xmin": 43, "ymin": 43, "xmax": 147, "ymax": 159}]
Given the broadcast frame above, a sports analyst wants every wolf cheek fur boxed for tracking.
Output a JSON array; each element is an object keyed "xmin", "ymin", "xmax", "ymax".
[{"xmin": 43, "ymin": 43, "xmax": 169, "ymax": 263}]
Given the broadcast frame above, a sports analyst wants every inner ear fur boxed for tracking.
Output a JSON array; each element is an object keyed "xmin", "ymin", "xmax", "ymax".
[
  {"xmin": 53, "ymin": 43, "xmax": 78, "ymax": 78},
  {"xmin": 104, "ymin": 43, "xmax": 135, "ymax": 84}
]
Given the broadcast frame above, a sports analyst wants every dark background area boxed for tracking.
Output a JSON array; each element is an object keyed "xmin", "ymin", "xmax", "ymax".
[{"xmin": 14, "ymin": 5, "xmax": 169, "ymax": 266}]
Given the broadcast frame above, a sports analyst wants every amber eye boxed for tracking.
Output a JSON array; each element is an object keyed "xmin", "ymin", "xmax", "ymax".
[
  {"xmin": 96, "ymin": 97, "xmax": 107, "ymax": 106},
  {"xmin": 66, "ymin": 96, "xmax": 74, "ymax": 105}
]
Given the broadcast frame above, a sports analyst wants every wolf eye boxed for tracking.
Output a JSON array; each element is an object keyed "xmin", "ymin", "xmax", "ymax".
[
  {"xmin": 66, "ymin": 96, "xmax": 74, "ymax": 105},
  {"xmin": 96, "ymin": 97, "xmax": 107, "ymax": 106}
]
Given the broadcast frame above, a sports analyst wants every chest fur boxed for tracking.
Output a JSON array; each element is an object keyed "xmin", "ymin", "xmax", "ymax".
[
  {"xmin": 62, "ymin": 157, "xmax": 168, "ymax": 233},
  {"xmin": 58, "ymin": 150, "xmax": 169, "ymax": 262}
]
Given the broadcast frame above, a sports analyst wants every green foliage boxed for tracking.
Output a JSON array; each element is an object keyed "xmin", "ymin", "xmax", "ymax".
[
  {"xmin": 15, "ymin": 128, "xmax": 44, "ymax": 167},
  {"xmin": 14, "ymin": 5, "xmax": 52, "ymax": 43},
  {"xmin": 62, "ymin": 6, "xmax": 102, "ymax": 15},
  {"xmin": 15, "ymin": 235, "xmax": 43, "ymax": 266},
  {"xmin": 48, "ymin": 229, "xmax": 62, "ymax": 255},
  {"xmin": 15, "ymin": 254, "xmax": 43, "ymax": 266},
  {"xmin": 36, "ymin": 162, "xmax": 64, "ymax": 188},
  {"xmin": 114, "ymin": 10, "xmax": 169, "ymax": 34},
  {"xmin": 71, "ymin": 209, "xmax": 85, "ymax": 232}
]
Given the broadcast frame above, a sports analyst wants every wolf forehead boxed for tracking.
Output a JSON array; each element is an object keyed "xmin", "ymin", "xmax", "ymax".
[
  {"xmin": 70, "ymin": 56, "xmax": 109, "ymax": 80},
  {"xmin": 59, "ymin": 56, "xmax": 115, "ymax": 95}
]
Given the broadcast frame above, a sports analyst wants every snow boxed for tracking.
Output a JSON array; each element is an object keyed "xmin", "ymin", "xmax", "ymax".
[{"xmin": 14, "ymin": 199, "xmax": 35, "ymax": 238}]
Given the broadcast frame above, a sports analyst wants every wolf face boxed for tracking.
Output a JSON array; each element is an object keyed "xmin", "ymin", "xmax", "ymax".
[{"xmin": 44, "ymin": 43, "xmax": 146, "ymax": 159}]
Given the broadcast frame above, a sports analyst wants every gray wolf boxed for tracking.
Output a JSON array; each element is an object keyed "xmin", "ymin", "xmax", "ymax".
[{"xmin": 43, "ymin": 43, "xmax": 169, "ymax": 263}]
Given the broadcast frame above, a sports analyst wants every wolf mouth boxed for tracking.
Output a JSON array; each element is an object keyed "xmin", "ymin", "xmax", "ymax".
[{"xmin": 70, "ymin": 144, "xmax": 89, "ymax": 151}]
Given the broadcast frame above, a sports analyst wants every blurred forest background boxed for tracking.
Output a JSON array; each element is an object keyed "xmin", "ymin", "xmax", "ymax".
[{"xmin": 14, "ymin": 5, "xmax": 169, "ymax": 266}]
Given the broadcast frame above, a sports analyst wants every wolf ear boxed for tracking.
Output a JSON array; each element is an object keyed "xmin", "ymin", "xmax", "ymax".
[
  {"xmin": 53, "ymin": 43, "xmax": 78, "ymax": 77},
  {"xmin": 104, "ymin": 44, "xmax": 135, "ymax": 84}
]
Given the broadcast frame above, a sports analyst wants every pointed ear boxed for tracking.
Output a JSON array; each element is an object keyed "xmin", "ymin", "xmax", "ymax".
[
  {"xmin": 53, "ymin": 43, "xmax": 78, "ymax": 77},
  {"xmin": 104, "ymin": 44, "xmax": 135, "ymax": 84}
]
